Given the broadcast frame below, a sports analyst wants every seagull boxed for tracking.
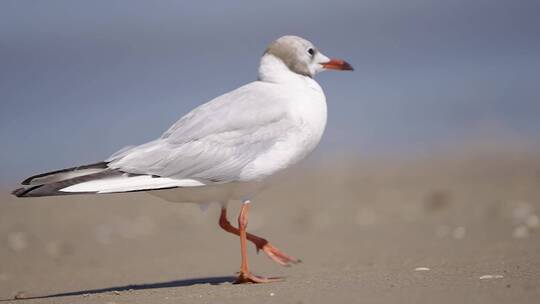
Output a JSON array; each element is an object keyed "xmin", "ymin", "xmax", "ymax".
[{"xmin": 12, "ymin": 35, "xmax": 353, "ymax": 283}]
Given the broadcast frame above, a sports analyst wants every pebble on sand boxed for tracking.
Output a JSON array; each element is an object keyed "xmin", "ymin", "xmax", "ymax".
[
  {"xmin": 479, "ymin": 274, "xmax": 504, "ymax": 280},
  {"xmin": 14, "ymin": 291, "xmax": 27, "ymax": 299}
]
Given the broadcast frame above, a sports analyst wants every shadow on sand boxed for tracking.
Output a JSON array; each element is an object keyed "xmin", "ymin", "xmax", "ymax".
[{"xmin": 1, "ymin": 276, "xmax": 237, "ymax": 301}]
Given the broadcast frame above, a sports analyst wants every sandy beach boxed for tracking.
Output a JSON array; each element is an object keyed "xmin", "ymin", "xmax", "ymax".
[{"xmin": 1, "ymin": 147, "xmax": 539, "ymax": 303}]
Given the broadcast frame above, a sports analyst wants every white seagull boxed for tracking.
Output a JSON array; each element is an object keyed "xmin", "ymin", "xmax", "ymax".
[{"xmin": 13, "ymin": 35, "xmax": 353, "ymax": 283}]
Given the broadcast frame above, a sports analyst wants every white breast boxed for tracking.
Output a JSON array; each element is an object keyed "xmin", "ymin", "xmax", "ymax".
[{"xmin": 239, "ymin": 79, "xmax": 327, "ymax": 181}]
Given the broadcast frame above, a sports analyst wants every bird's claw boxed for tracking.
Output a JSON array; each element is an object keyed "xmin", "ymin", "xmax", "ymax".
[{"xmin": 234, "ymin": 271, "xmax": 282, "ymax": 284}]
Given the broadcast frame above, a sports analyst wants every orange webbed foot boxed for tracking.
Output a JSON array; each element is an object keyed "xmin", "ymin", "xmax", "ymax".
[
  {"xmin": 234, "ymin": 271, "xmax": 283, "ymax": 284},
  {"xmin": 258, "ymin": 242, "xmax": 301, "ymax": 267}
]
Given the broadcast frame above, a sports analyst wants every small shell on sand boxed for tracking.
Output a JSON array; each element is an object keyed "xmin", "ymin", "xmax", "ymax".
[
  {"xmin": 479, "ymin": 274, "xmax": 504, "ymax": 280},
  {"xmin": 414, "ymin": 267, "xmax": 431, "ymax": 271}
]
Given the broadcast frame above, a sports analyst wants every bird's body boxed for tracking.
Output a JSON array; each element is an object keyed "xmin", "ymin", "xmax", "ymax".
[
  {"xmin": 13, "ymin": 35, "xmax": 352, "ymax": 283},
  {"xmin": 107, "ymin": 74, "xmax": 327, "ymax": 203},
  {"xmin": 123, "ymin": 79, "xmax": 327, "ymax": 201}
]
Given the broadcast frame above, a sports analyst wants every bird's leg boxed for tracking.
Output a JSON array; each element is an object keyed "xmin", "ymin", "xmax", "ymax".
[
  {"xmin": 234, "ymin": 200, "xmax": 281, "ymax": 284},
  {"xmin": 219, "ymin": 206, "xmax": 300, "ymax": 266}
]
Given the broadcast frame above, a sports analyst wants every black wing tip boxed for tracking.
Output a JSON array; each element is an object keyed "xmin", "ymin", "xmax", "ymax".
[
  {"xmin": 12, "ymin": 186, "xmax": 42, "ymax": 198},
  {"xmin": 20, "ymin": 161, "xmax": 109, "ymax": 185},
  {"xmin": 11, "ymin": 187, "xmax": 26, "ymax": 197},
  {"xmin": 13, "ymin": 169, "xmax": 120, "ymax": 198},
  {"xmin": 11, "ymin": 185, "xmax": 94, "ymax": 198},
  {"xmin": 21, "ymin": 177, "xmax": 34, "ymax": 186}
]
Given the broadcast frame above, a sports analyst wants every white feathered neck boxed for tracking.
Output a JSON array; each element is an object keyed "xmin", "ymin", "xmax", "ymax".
[{"xmin": 258, "ymin": 54, "xmax": 316, "ymax": 87}]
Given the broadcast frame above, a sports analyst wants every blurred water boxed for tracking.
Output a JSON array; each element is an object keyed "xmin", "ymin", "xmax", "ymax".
[{"xmin": 1, "ymin": 0, "xmax": 539, "ymax": 183}]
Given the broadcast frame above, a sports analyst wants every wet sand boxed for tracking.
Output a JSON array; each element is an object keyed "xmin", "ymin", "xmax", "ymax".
[{"xmin": 1, "ymin": 148, "xmax": 539, "ymax": 303}]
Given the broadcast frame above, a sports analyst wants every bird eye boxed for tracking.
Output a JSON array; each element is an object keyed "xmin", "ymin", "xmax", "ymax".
[{"xmin": 307, "ymin": 48, "xmax": 315, "ymax": 56}]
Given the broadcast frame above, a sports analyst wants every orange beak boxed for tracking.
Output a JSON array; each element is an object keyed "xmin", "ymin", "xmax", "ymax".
[{"xmin": 321, "ymin": 58, "xmax": 354, "ymax": 71}]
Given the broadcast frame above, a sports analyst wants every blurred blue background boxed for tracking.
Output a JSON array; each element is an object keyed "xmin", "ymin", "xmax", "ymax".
[{"xmin": 1, "ymin": 0, "xmax": 539, "ymax": 184}]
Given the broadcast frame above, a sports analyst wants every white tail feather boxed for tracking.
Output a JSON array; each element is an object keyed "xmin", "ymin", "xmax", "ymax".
[{"xmin": 60, "ymin": 175, "xmax": 205, "ymax": 193}]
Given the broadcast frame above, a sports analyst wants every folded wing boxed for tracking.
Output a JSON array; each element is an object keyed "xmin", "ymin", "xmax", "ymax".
[
  {"xmin": 107, "ymin": 81, "xmax": 295, "ymax": 183},
  {"xmin": 13, "ymin": 81, "xmax": 295, "ymax": 197}
]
